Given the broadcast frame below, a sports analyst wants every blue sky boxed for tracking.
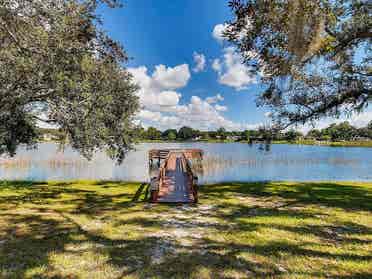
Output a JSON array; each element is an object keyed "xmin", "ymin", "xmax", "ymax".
[{"xmin": 98, "ymin": 0, "xmax": 371, "ymax": 131}]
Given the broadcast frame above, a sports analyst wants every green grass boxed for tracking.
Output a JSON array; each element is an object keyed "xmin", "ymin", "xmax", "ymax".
[{"xmin": 0, "ymin": 180, "xmax": 371, "ymax": 278}]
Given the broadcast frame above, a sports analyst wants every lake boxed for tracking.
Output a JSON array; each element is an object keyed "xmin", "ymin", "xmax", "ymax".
[{"xmin": 0, "ymin": 142, "xmax": 371, "ymax": 183}]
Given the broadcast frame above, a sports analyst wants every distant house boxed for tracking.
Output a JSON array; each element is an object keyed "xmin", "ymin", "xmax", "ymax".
[
  {"xmin": 43, "ymin": 133, "xmax": 54, "ymax": 141},
  {"xmin": 352, "ymin": 136, "xmax": 370, "ymax": 141},
  {"xmin": 42, "ymin": 133, "xmax": 60, "ymax": 141}
]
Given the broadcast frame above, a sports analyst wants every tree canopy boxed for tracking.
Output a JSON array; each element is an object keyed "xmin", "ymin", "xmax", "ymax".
[
  {"xmin": 161, "ymin": 129, "xmax": 177, "ymax": 141},
  {"xmin": 144, "ymin": 127, "xmax": 162, "ymax": 140},
  {"xmin": 177, "ymin": 126, "xmax": 194, "ymax": 140},
  {"xmin": 216, "ymin": 127, "xmax": 227, "ymax": 140},
  {"xmin": 226, "ymin": 0, "xmax": 371, "ymax": 128},
  {"xmin": 368, "ymin": 120, "xmax": 372, "ymax": 130},
  {"xmin": 0, "ymin": 0, "xmax": 139, "ymax": 163}
]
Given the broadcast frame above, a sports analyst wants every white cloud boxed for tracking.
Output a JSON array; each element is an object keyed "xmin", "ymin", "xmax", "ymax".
[
  {"xmin": 212, "ymin": 58, "xmax": 222, "ymax": 72},
  {"xmin": 158, "ymin": 91, "xmax": 181, "ymax": 107},
  {"xmin": 206, "ymin": 93, "xmax": 224, "ymax": 104},
  {"xmin": 212, "ymin": 21, "xmax": 264, "ymax": 90},
  {"xmin": 137, "ymin": 110, "xmax": 162, "ymax": 122},
  {"xmin": 137, "ymin": 102, "xmax": 261, "ymax": 131},
  {"xmin": 215, "ymin": 104, "xmax": 228, "ymax": 112},
  {"xmin": 192, "ymin": 52, "xmax": 206, "ymax": 73},
  {"xmin": 152, "ymin": 64, "xmax": 190, "ymax": 90},
  {"xmin": 212, "ymin": 23, "xmax": 228, "ymax": 42},
  {"xmin": 348, "ymin": 111, "xmax": 372, "ymax": 127},
  {"xmin": 130, "ymin": 62, "xmax": 261, "ymax": 131},
  {"xmin": 213, "ymin": 18, "xmax": 252, "ymax": 43},
  {"xmin": 173, "ymin": 95, "xmax": 237, "ymax": 130},
  {"xmin": 128, "ymin": 64, "xmax": 189, "ymax": 108},
  {"xmin": 128, "ymin": 66, "xmax": 152, "ymax": 89},
  {"xmin": 213, "ymin": 47, "xmax": 257, "ymax": 90}
]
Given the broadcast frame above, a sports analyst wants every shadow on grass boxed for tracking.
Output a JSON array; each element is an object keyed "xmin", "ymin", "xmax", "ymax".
[
  {"xmin": 131, "ymin": 183, "xmax": 148, "ymax": 202},
  {"xmin": 0, "ymin": 181, "xmax": 142, "ymax": 213},
  {"xmin": 201, "ymin": 181, "xmax": 372, "ymax": 211},
  {"xmin": 2, "ymin": 211, "xmax": 371, "ymax": 278},
  {"xmin": 0, "ymin": 180, "xmax": 371, "ymax": 278},
  {"xmin": 0, "ymin": 211, "xmax": 286, "ymax": 278}
]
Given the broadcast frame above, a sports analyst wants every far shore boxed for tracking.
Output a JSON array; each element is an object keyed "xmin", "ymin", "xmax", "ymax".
[
  {"xmin": 272, "ymin": 139, "xmax": 372, "ymax": 148},
  {"xmin": 139, "ymin": 139, "xmax": 372, "ymax": 148},
  {"xmin": 37, "ymin": 138, "xmax": 372, "ymax": 148}
]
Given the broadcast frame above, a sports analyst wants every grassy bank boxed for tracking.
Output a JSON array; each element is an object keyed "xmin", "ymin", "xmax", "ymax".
[
  {"xmin": 0, "ymin": 180, "xmax": 371, "ymax": 278},
  {"xmin": 273, "ymin": 139, "xmax": 372, "ymax": 148}
]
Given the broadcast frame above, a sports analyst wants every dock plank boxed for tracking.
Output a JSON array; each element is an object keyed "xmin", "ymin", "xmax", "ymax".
[{"xmin": 156, "ymin": 152, "xmax": 195, "ymax": 203}]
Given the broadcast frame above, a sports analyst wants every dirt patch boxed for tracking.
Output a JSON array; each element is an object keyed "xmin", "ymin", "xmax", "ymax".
[
  {"xmin": 150, "ymin": 238, "xmax": 175, "ymax": 265},
  {"xmin": 147, "ymin": 204, "xmax": 219, "ymax": 263}
]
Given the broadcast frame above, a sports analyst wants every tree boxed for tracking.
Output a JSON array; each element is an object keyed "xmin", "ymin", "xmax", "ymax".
[
  {"xmin": 207, "ymin": 131, "xmax": 217, "ymax": 139},
  {"xmin": 217, "ymin": 127, "xmax": 227, "ymax": 140},
  {"xmin": 177, "ymin": 126, "xmax": 193, "ymax": 140},
  {"xmin": 134, "ymin": 126, "xmax": 146, "ymax": 141},
  {"xmin": 226, "ymin": 0, "xmax": 371, "ymax": 128},
  {"xmin": 0, "ymin": 0, "xmax": 139, "ymax": 163},
  {"xmin": 243, "ymin": 130, "xmax": 251, "ymax": 141},
  {"xmin": 145, "ymin": 127, "xmax": 161, "ymax": 140},
  {"xmin": 200, "ymin": 131, "xmax": 210, "ymax": 140},
  {"xmin": 336, "ymin": 121, "xmax": 356, "ymax": 140},
  {"xmin": 323, "ymin": 123, "xmax": 341, "ymax": 141},
  {"xmin": 368, "ymin": 121, "xmax": 372, "ymax": 131},
  {"xmin": 167, "ymin": 131, "xmax": 177, "ymax": 141},
  {"xmin": 320, "ymin": 121, "xmax": 356, "ymax": 141},
  {"xmin": 307, "ymin": 129, "xmax": 322, "ymax": 139},
  {"xmin": 356, "ymin": 127, "xmax": 370, "ymax": 138},
  {"xmin": 258, "ymin": 126, "xmax": 274, "ymax": 141},
  {"xmin": 284, "ymin": 129, "xmax": 302, "ymax": 142},
  {"xmin": 162, "ymin": 129, "xmax": 177, "ymax": 139}
]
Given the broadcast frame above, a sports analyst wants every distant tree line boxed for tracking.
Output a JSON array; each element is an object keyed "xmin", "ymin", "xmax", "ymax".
[
  {"xmin": 135, "ymin": 126, "xmax": 232, "ymax": 141},
  {"xmin": 305, "ymin": 121, "xmax": 372, "ymax": 142},
  {"xmin": 133, "ymin": 121, "xmax": 372, "ymax": 142}
]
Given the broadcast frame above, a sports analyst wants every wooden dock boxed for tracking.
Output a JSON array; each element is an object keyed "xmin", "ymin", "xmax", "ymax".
[{"xmin": 149, "ymin": 149, "xmax": 202, "ymax": 203}]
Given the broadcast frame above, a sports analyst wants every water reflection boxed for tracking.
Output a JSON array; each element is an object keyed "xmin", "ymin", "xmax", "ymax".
[{"xmin": 0, "ymin": 142, "xmax": 371, "ymax": 182}]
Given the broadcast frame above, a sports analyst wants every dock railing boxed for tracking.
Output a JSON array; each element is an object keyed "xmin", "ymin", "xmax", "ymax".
[
  {"xmin": 150, "ymin": 152, "xmax": 170, "ymax": 202},
  {"xmin": 149, "ymin": 149, "xmax": 202, "ymax": 203},
  {"xmin": 181, "ymin": 153, "xmax": 198, "ymax": 203}
]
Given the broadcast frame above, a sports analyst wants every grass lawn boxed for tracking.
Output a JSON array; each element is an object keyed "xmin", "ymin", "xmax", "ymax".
[{"xmin": 0, "ymin": 180, "xmax": 371, "ymax": 278}]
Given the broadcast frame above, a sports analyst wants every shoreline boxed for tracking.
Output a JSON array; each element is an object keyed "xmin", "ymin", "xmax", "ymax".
[
  {"xmin": 138, "ymin": 139, "xmax": 372, "ymax": 148},
  {"xmin": 272, "ymin": 139, "xmax": 372, "ymax": 148},
  {"xmin": 37, "ymin": 139, "xmax": 372, "ymax": 148}
]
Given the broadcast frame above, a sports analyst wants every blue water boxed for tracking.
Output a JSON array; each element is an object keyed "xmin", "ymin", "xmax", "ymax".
[{"xmin": 0, "ymin": 142, "xmax": 371, "ymax": 182}]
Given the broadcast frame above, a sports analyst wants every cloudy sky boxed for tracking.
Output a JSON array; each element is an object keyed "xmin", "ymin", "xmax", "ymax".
[{"xmin": 98, "ymin": 0, "xmax": 372, "ymax": 131}]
